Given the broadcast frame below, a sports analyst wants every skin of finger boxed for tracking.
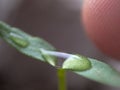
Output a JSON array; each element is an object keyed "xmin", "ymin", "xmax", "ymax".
[{"xmin": 82, "ymin": 0, "xmax": 120, "ymax": 60}]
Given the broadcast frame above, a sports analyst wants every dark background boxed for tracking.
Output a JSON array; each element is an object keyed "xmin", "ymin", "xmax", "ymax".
[{"xmin": 0, "ymin": 0, "xmax": 119, "ymax": 90}]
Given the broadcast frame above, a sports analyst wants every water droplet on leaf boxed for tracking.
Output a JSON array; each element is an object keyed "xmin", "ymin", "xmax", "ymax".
[
  {"xmin": 40, "ymin": 49, "xmax": 57, "ymax": 66},
  {"xmin": 9, "ymin": 33, "xmax": 29, "ymax": 48},
  {"xmin": 62, "ymin": 55, "xmax": 92, "ymax": 71}
]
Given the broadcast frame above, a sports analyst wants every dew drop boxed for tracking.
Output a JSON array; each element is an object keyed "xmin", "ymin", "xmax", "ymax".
[
  {"xmin": 62, "ymin": 55, "xmax": 92, "ymax": 71},
  {"xmin": 9, "ymin": 33, "xmax": 29, "ymax": 48}
]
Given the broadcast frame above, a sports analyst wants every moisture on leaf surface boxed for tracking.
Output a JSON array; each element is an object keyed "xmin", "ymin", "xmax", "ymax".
[
  {"xmin": 1, "ymin": 21, "xmax": 120, "ymax": 88},
  {"xmin": 0, "ymin": 21, "xmax": 57, "ymax": 66},
  {"xmin": 62, "ymin": 55, "xmax": 92, "ymax": 71}
]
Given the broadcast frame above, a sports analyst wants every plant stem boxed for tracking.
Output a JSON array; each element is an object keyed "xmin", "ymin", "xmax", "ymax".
[{"xmin": 57, "ymin": 68, "xmax": 67, "ymax": 90}]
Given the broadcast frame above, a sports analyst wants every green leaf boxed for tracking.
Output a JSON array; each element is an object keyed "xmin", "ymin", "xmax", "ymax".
[
  {"xmin": 74, "ymin": 58, "xmax": 120, "ymax": 87},
  {"xmin": 1, "ymin": 21, "xmax": 120, "ymax": 88},
  {"xmin": 0, "ymin": 21, "xmax": 57, "ymax": 66}
]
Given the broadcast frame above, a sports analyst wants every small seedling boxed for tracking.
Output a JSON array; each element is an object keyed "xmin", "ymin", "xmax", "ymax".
[{"xmin": 0, "ymin": 21, "xmax": 120, "ymax": 90}]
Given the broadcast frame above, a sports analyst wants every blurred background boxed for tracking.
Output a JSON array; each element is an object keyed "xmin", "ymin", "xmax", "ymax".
[{"xmin": 0, "ymin": 0, "xmax": 120, "ymax": 90}]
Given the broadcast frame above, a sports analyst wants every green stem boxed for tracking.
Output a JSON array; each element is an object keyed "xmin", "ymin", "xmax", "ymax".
[{"xmin": 57, "ymin": 68, "xmax": 67, "ymax": 90}]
